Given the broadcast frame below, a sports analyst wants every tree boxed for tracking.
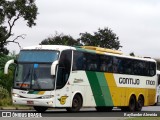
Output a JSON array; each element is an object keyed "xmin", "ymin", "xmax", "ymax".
[
  {"xmin": 129, "ymin": 52, "xmax": 135, "ymax": 56},
  {"xmin": 0, "ymin": 54, "xmax": 16, "ymax": 106},
  {"xmin": 78, "ymin": 27, "xmax": 122, "ymax": 50},
  {"xmin": 0, "ymin": 0, "xmax": 38, "ymax": 55},
  {"xmin": 40, "ymin": 32, "xmax": 81, "ymax": 46},
  {"xmin": 0, "ymin": 54, "xmax": 16, "ymax": 94}
]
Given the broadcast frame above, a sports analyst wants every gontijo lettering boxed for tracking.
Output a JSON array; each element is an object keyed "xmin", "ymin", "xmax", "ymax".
[{"xmin": 119, "ymin": 77, "xmax": 140, "ymax": 85}]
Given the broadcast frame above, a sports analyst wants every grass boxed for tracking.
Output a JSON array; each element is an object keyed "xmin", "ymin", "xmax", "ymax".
[
  {"xmin": 126, "ymin": 117, "xmax": 160, "ymax": 120},
  {"xmin": 0, "ymin": 97, "xmax": 12, "ymax": 106},
  {"xmin": 0, "ymin": 97, "xmax": 32, "ymax": 110}
]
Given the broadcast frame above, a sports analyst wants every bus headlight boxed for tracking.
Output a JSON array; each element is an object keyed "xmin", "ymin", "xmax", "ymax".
[
  {"xmin": 41, "ymin": 95, "xmax": 54, "ymax": 99},
  {"xmin": 12, "ymin": 93, "xmax": 20, "ymax": 97}
]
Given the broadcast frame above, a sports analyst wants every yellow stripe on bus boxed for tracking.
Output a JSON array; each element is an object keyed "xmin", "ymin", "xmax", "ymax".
[{"xmin": 38, "ymin": 91, "xmax": 45, "ymax": 95}]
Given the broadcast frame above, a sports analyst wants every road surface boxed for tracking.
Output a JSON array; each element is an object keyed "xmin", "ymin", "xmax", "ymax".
[{"xmin": 0, "ymin": 106, "xmax": 160, "ymax": 120}]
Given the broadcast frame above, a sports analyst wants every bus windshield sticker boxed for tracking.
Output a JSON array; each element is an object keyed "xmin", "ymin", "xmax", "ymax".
[{"xmin": 34, "ymin": 64, "xmax": 38, "ymax": 68}]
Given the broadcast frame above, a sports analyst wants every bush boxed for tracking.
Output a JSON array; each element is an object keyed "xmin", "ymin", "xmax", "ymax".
[
  {"xmin": 0, "ymin": 85, "xmax": 12, "ymax": 106},
  {"xmin": 0, "ymin": 98, "xmax": 12, "ymax": 106},
  {"xmin": 0, "ymin": 85, "xmax": 9, "ymax": 99},
  {"xmin": 0, "ymin": 54, "xmax": 16, "ymax": 94}
]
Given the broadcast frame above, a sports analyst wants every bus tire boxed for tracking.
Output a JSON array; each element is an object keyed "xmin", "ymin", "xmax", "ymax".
[
  {"xmin": 154, "ymin": 96, "xmax": 158, "ymax": 106},
  {"xmin": 136, "ymin": 95, "xmax": 144, "ymax": 111},
  {"xmin": 34, "ymin": 106, "xmax": 48, "ymax": 113},
  {"xmin": 66, "ymin": 94, "xmax": 82, "ymax": 112},
  {"xmin": 128, "ymin": 95, "xmax": 136, "ymax": 112}
]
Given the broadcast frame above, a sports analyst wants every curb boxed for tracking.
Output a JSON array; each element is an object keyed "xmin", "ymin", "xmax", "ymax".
[{"xmin": 0, "ymin": 107, "xmax": 33, "ymax": 110}]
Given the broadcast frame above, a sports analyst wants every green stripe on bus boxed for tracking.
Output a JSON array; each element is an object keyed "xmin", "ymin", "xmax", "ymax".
[
  {"xmin": 86, "ymin": 71, "xmax": 106, "ymax": 106},
  {"xmin": 28, "ymin": 91, "xmax": 39, "ymax": 94},
  {"xmin": 96, "ymin": 72, "xmax": 113, "ymax": 106},
  {"xmin": 75, "ymin": 47, "xmax": 96, "ymax": 53}
]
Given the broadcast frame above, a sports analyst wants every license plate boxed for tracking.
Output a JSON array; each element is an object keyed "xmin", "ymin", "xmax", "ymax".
[{"xmin": 27, "ymin": 101, "xmax": 34, "ymax": 105}]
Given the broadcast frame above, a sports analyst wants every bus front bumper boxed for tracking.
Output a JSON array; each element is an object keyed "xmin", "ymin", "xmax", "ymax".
[{"xmin": 12, "ymin": 96, "xmax": 55, "ymax": 107}]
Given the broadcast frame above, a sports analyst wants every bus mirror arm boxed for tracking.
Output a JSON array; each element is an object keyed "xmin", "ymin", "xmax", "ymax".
[
  {"xmin": 4, "ymin": 59, "xmax": 15, "ymax": 74},
  {"xmin": 51, "ymin": 60, "xmax": 59, "ymax": 76}
]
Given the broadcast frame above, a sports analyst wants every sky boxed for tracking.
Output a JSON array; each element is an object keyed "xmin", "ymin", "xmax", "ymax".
[{"xmin": 7, "ymin": 0, "xmax": 160, "ymax": 58}]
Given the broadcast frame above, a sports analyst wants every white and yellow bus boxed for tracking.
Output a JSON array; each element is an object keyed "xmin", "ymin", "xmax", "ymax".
[
  {"xmin": 155, "ymin": 70, "xmax": 160, "ymax": 105},
  {"xmin": 4, "ymin": 45, "xmax": 157, "ymax": 112}
]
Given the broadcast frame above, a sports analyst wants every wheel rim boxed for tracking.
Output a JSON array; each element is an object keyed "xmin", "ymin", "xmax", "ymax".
[{"xmin": 73, "ymin": 98, "xmax": 79, "ymax": 108}]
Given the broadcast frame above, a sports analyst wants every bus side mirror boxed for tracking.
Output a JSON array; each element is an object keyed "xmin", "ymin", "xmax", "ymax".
[
  {"xmin": 51, "ymin": 60, "xmax": 58, "ymax": 76},
  {"xmin": 4, "ymin": 59, "xmax": 15, "ymax": 74}
]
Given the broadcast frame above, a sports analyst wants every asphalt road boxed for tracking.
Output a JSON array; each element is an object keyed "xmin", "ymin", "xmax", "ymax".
[{"xmin": 0, "ymin": 106, "xmax": 160, "ymax": 120}]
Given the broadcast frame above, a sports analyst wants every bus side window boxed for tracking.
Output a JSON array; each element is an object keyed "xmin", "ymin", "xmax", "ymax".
[
  {"xmin": 123, "ymin": 59, "xmax": 133, "ymax": 75},
  {"xmin": 72, "ymin": 51, "xmax": 85, "ymax": 71},
  {"xmin": 100, "ymin": 55, "xmax": 112, "ymax": 72},
  {"xmin": 133, "ymin": 60, "xmax": 141, "ymax": 75},
  {"xmin": 150, "ymin": 62, "xmax": 156, "ymax": 76},
  {"xmin": 56, "ymin": 50, "xmax": 72, "ymax": 89},
  {"xmin": 113, "ymin": 57, "xmax": 120, "ymax": 73},
  {"xmin": 143, "ymin": 62, "xmax": 149, "ymax": 76},
  {"xmin": 85, "ymin": 53, "xmax": 99, "ymax": 71}
]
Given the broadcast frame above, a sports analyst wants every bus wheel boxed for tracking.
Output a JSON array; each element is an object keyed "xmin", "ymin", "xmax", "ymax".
[
  {"xmin": 66, "ymin": 94, "xmax": 82, "ymax": 112},
  {"xmin": 34, "ymin": 106, "xmax": 48, "ymax": 113},
  {"xmin": 136, "ymin": 96, "xmax": 144, "ymax": 111},
  {"xmin": 96, "ymin": 107, "xmax": 113, "ymax": 112},
  {"xmin": 128, "ymin": 95, "xmax": 136, "ymax": 112}
]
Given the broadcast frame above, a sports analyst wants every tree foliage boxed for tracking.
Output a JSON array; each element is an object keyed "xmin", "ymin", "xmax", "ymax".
[
  {"xmin": 129, "ymin": 52, "xmax": 135, "ymax": 56},
  {"xmin": 40, "ymin": 28, "xmax": 122, "ymax": 50},
  {"xmin": 0, "ymin": 0, "xmax": 38, "ymax": 55},
  {"xmin": 0, "ymin": 54, "xmax": 16, "ymax": 94},
  {"xmin": 78, "ymin": 27, "xmax": 122, "ymax": 50},
  {"xmin": 40, "ymin": 32, "xmax": 81, "ymax": 46}
]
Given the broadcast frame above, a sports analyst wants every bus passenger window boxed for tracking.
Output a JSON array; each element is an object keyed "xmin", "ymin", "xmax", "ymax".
[
  {"xmin": 85, "ymin": 53, "xmax": 99, "ymax": 71},
  {"xmin": 137, "ymin": 61, "xmax": 146, "ymax": 76},
  {"xmin": 123, "ymin": 59, "xmax": 133, "ymax": 75},
  {"xmin": 72, "ymin": 51, "xmax": 85, "ymax": 70},
  {"xmin": 100, "ymin": 55, "xmax": 112, "ymax": 72},
  {"xmin": 133, "ymin": 60, "xmax": 140, "ymax": 75},
  {"xmin": 150, "ymin": 62, "xmax": 156, "ymax": 76},
  {"xmin": 113, "ymin": 57, "xmax": 120, "ymax": 73},
  {"xmin": 143, "ymin": 62, "xmax": 149, "ymax": 76}
]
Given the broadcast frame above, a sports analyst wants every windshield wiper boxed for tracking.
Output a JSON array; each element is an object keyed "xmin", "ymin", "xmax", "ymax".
[
  {"xmin": 20, "ymin": 69, "xmax": 31, "ymax": 89},
  {"xmin": 32, "ymin": 70, "xmax": 41, "ymax": 89}
]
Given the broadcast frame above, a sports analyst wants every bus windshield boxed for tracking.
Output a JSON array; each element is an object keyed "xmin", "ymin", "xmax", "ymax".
[
  {"xmin": 18, "ymin": 50, "xmax": 59, "ymax": 63},
  {"xmin": 14, "ymin": 50, "xmax": 59, "ymax": 90}
]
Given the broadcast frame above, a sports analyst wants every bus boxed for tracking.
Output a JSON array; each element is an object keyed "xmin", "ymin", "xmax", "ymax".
[
  {"xmin": 4, "ymin": 45, "xmax": 157, "ymax": 112},
  {"xmin": 155, "ymin": 70, "xmax": 160, "ymax": 105}
]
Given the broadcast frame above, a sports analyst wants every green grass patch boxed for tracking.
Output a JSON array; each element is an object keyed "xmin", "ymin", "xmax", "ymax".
[
  {"xmin": 126, "ymin": 117, "xmax": 160, "ymax": 120},
  {"xmin": 0, "ymin": 97, "xmax": 32, "ymax": 109},
  {"xmin": 0, "ymin": 97, "xmax": 12, "ymax": 106}
]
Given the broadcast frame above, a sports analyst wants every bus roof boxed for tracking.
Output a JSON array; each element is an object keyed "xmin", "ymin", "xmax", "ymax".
[
  {"xmin": 23, "ymin": 45, "xmax": 75, "ymax": 51},
  {"xmin": 22, "ymin": 45, "xmax": 156, "ymax": 62},
  {"xmin": 76, "ymin": 46, "xmax": 156, "ymax": 62}
]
